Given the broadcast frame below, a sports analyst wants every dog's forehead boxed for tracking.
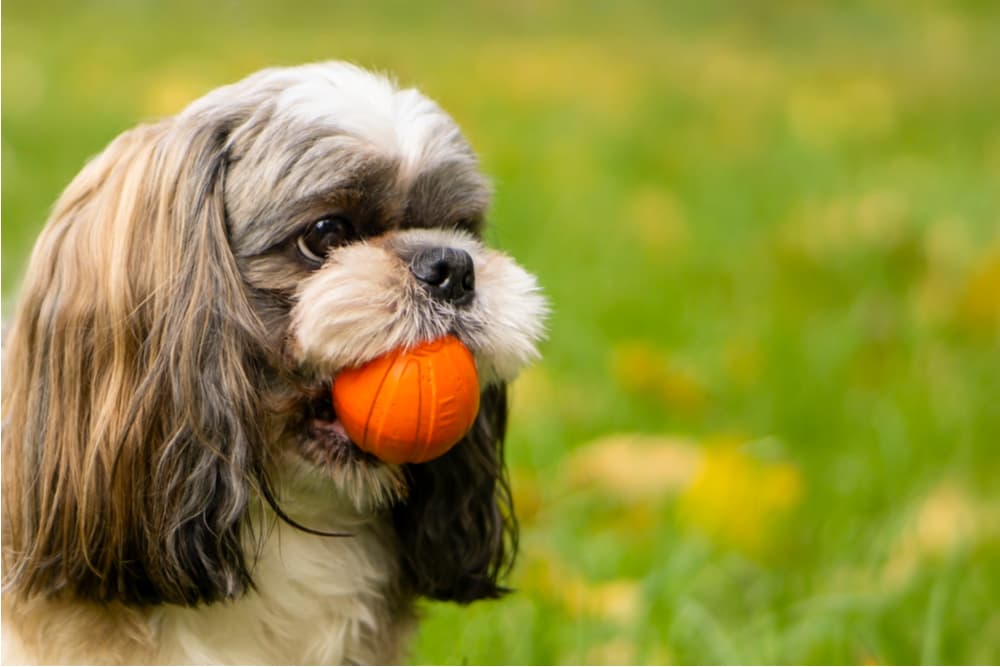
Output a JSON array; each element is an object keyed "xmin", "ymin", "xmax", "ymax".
[
  {"xmin": 260, "ymin": 63, "xmax": 465, "ymax": 178},
  {"xmin": 202, "ymin": 63, "xmax": 492, "ymax": 255}
]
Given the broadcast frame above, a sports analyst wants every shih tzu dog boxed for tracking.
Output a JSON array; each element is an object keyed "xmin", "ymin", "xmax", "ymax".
[{"xmin": 1, "ymin": 61, "xmax": 547, "ymax": 664}]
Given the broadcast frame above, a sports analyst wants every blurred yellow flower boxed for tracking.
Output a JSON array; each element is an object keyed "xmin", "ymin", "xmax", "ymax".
[
  {"xmin": 584, "ymin": 638, "xmax": 638, "ymax": 665},
  {"xmin": 519, "ymin": 550, "xmax": 642, "ymax": 626},
  {"xmin": 883, "ymin": 480, "xmax": 998, "ymax": 585},
  {"xmin": 473, "ymin": 40, "xmax": 639, "ymax": 120},
  {"xmin": 779, "ymin": 190, "xmax": 909, "ymax": 260},
  {"xmin": 690, "ymin": 39, "xmax": 781, "ymax": 105},
  {"xmin": 144, "ymin": 68, "xmax": 210, "ymax": 117},
  {"xmin": 786, "ymin": 76, "xmax": 896, "ymax": 147},
  {"xmin": 722, "ymin": 337, "xmax": 763, "ymax": 387},
  {"xmin": 625, "ymin": 186, "xmax": 689, "ymax": 259},
  {"xmin": 611, "ymin": 341, "xmax": 708, "ymax": 415},
  {"xmin": 677, "ymin": 442, "xmax": 804, "ymax": 556},
  {"xmin": 509, "ymin": 466, "xmax": 544, "ymax": 526},
  {"xmin": 913, "ymin": 218, "xmax": 975, "ymax": 327},
  {"xmin": 955, "ymin": 244, "xmax": 1000, "ymax": 335},
  {"xmin": 567, "ymin": 432, "xmax": 700, "ymax": 501}
]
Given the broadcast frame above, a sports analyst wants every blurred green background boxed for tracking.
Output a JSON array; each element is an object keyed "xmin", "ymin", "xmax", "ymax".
[{"xmin": 3, "ymin": 1, "xmax": 999, "ymax": 663}]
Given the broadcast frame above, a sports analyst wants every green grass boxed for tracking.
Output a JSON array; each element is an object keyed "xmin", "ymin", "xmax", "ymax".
[{"xmin": 3, "ymin": 1, "xmax": 999, "ymax": 663}]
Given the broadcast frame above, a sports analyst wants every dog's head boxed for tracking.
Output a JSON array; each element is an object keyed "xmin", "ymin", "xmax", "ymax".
[{"xmin": 1, "ymin": 62, "xmax": 546, "ymax": 607}]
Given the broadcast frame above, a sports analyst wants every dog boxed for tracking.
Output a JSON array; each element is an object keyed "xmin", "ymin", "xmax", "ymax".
[{"xmin": 1, "ymin": 61, "xmax": 547, "ymax": 664}]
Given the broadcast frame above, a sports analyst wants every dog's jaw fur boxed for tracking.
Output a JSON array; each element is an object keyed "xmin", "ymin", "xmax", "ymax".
[{"xmin": 1, "ymin": 61, "xmax": 546, "ymax": 664}]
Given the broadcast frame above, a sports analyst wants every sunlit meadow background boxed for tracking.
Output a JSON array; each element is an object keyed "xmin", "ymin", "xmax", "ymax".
[{"xmin": 3, "ymin": 1, "xmax": 999, "ymax": 663}]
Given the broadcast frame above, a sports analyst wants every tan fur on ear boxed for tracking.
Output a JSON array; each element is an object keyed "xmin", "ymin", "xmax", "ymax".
[{"xmin": 2, "ymin": 115, "xmax": 267, "ymax": 606}]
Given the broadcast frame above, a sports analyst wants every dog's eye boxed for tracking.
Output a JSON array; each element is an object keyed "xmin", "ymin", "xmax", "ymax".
[{"xmin": 297, "ymin": 216, "xmax": 353, "ymax": 264}]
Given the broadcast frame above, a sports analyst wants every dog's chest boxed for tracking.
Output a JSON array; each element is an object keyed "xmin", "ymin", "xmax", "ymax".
[{"xmin": 151, "ymin": 520, "xmax": 412, "ymax": 664}]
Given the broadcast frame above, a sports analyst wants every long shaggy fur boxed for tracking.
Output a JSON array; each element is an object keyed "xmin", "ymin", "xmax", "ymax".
[
  {"xmin": 2, "ymin": 61, "xmax": 546, "ymax": 664},
  {"xmin": 2, "ymin": 118, "xmax": 267, "ymax": 607}
]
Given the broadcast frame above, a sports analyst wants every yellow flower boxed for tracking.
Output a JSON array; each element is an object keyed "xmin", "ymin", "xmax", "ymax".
[
  {"xmin": 611, "ymin": 341, "xmax": 708, "ymax": 415},
  {"xmin": 143, "ymin": 68, "xmax": 210, "ymax": 117},
  {"xmin": 519, "ymin": 550, "xmax": 641, "ymax": 625},
  {"xmin": 677, "ymin": 442, "xmax": 804, "ymax": 556},
  {"xmin": 566, "ymin": 432, "xmax": 700, "ymax": 501},
  {"xmin": 624, "ymin": 187, "xmax": 689, "ymax": 259},
  {"xmin": 955, "ymin": 244, "xmax": 1000, "ymax": 335},
  {"xmin": 883, "ymin": 481, "xmax": 997, "ymax": 585}
]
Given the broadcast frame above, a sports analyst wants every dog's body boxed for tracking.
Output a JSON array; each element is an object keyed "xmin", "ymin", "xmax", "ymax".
[
  {"xmin": 1, "ymin": 62, "xmax": 546, "ymax": 664},
  {"xmin": 5, "ymin": 510, "xmax": 409, "ymax": 664}
]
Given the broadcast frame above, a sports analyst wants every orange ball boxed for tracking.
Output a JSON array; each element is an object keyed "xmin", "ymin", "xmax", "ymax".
[{"xmin": 331, "ymin": 335, "xmax": 480, "ymax": 464}]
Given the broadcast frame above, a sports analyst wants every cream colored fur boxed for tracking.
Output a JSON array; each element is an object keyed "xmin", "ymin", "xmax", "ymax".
[
  {"xmin": 3, "ymin": 503, "xmax": 411, "ymax": 664},
  {"xmin": 291, "ymin": 228, "xmax": 546, "ymax": 385}
]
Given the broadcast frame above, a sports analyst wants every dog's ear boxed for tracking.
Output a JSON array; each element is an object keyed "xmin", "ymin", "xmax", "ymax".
[
  {"xmin": 392, "ymin": 383, "xmax": 518, "ymax": 603},
  {"xmin": 2, "ymin": 114, "xmax": 267, "ymax": 606}
]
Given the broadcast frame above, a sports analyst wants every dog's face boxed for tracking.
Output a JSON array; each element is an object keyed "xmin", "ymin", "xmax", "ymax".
[{"xmin": 1, "ymin": 63, "xmax": 546, "ymax": 608}]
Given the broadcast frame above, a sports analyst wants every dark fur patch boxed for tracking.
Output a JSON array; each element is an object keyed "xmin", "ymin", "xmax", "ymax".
[{"xmin": 392, "ymin": 384, "xmax": 518, "ymax": 602}]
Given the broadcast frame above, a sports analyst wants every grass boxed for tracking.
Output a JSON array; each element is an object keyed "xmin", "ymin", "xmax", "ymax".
[{"xmin": 3, "ymin": 0, "xmax": 999, "ymax": 663}]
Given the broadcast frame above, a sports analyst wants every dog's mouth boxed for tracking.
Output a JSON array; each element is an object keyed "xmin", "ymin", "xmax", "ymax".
[
  {"xmin": 292, "ymin": 382, "xmax": 411, "ymax": 511},
  {"xmin": 299, "ymin": 387, "xmax": 381, "ymax": 466}
]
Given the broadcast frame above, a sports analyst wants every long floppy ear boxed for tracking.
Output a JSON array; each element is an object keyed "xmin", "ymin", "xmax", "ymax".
[
  {"xmin": 2, "ymin": 114, "xmax": 267, "ymax": 606},
  {"xmin": 392, "ymin": 383, "xmax": 518, "ymax": 603}
]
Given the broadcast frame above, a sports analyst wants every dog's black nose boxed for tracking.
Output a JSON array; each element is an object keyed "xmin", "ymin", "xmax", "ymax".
[{"xmin": 410, "ymin": 247, "xmax": 475, "ymax": 305}]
